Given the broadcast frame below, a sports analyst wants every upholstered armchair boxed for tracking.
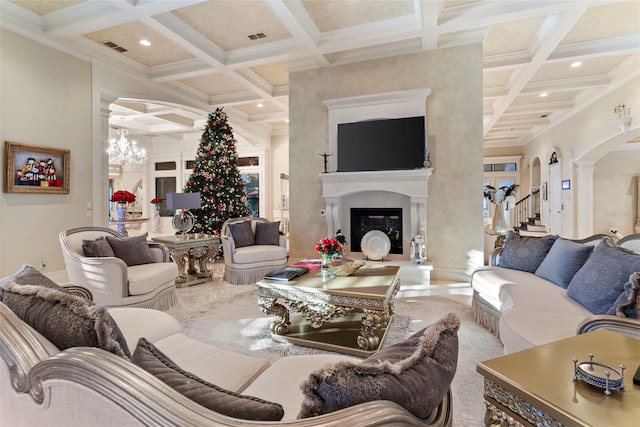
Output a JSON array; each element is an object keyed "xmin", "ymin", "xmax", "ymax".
[
  {"xmin": 221, "ymin": 217, "xmax": 288, "ymax": 284},
  {"xmin": 59, "ymin": 227, "xmax": 178, "ymax": 310}
]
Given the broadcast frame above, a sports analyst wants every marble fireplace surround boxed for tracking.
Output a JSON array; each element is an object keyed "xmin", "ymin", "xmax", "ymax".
[
  {"xmin": 320, "ymin": 89, "xmax": 432, "ymax": 258},
  {"xmin": 320, "ymin": 169, "xmax": 432, "ymax": 258}
]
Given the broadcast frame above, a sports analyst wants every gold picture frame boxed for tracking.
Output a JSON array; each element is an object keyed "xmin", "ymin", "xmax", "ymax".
[{"xmin": 4, "ymin": 141, "xmax": 70, "ymax": 194}]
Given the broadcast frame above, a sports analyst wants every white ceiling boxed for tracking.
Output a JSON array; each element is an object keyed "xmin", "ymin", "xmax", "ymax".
[{"xmin": 2, "ymin": 0, "xmax": 639, "ymax": 148}]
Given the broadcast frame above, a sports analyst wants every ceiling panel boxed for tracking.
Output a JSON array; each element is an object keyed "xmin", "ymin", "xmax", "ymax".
[
  {"xmin": 560, "ymin": 1, "xmax": 640, "ymax": 45},
  {"xmin": 179, "ymin": 73, "xmax": 249, "ymax": 96},
  {"xmin": 172, "ymin": 0, "xmax": 292, "ymax": 51},
  {"xmin": 10, "ymin": 0, "xmax": 85, "ymax": 16},
  {"xmin": 83, "ymin": 21, "xmax": 194, "ymax": 67},
  {"xmin": 250, "ymin": 63, "xmax": 289, "ymax": 87},
  {"xmin": 484, "ymin": 69, "xmax": 516, "ymax": 89},
  {"xmin": 511, "ymin": 90, "xmax": 582, "ymax": 106},
  {"xmin": 302, "ymin": 0, "xmax": 414, "ymax": 32},
  {"xmin": 483, "ymin": 17, "xmax": 545, "ymax": 57},
  {"xmin": 530, "ymin": 54, "xmax": 630, "ymax": 83},
  {"xmin": 234, "ymin": 101, "xmax": 284, "ymax": 116}
]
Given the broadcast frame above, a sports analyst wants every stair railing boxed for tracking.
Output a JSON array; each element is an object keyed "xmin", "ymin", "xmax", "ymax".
[{"xmin": 511, "ymin": 187, "xmax": 541, "ymax": 229}]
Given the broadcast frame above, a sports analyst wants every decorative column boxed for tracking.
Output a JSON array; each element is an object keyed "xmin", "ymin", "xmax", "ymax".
[{"xmin": 574, "ymin": 160, "xmax": 596, "ymax": 238}]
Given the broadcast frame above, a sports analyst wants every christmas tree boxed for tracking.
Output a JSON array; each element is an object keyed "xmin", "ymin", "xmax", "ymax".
[{"xmin": 183, "ymin": 107, "xmax": 251, "ymax": 236}]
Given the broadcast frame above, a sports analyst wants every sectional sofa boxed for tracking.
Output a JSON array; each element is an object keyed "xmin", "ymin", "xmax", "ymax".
[
  {"xmin": 0, "ymin": 265, "xmax": 457, "ymax": 426},
  {"xmin": 471, "ymin": 231, "xmax": 640, "ymax": 354}
]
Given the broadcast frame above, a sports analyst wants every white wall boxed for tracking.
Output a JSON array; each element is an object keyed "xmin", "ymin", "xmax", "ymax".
[
  {"xmin": 288, "ymin": 45, "xmax": 484, "ymax": 280},
  {"xmin": 0, "ymin": 29, "xmax": 92, "ymax": 275},
  {"xmin": 594, "ymin": 149, "xmax": 639, "ymax": 236}
]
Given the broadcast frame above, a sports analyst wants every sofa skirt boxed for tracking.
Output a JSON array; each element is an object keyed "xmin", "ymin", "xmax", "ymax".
[
  {"xmin": 472, "ymin": 291, "xmax": 501, "ymax": 338},
  {"xmin": 126, "ymin": 286, "xmax": 177, "ymax": 311}
]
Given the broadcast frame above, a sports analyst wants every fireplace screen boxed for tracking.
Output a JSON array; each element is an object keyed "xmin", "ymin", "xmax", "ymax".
[{"xmin": 350, "ymin": 208, "xmax": 402, "ymax": 254}]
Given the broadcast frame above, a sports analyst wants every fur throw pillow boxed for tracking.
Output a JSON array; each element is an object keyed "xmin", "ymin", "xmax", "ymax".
[{"xmin": 298, "ymin": 313, "xmax": 460, "ymax": 419}]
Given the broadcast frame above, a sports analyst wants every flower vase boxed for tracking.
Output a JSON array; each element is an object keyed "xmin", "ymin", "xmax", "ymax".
[
  {"xmin": 152, "ymin": 205, "xmax": 161, "ymax": 233},
  {"xmin": 321, "ymin": 253, "xmax": 333, "ymax": 269},
  {"xmin": 492, "ymin": 203, "xmax": 509, "ymax": 234},
  {"xmin": 115, "ymin": 202, "xmax": 128, "ymax": 220}
]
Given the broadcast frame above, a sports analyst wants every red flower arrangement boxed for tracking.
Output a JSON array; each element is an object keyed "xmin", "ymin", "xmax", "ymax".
[
  {"xmin": 150, "ymin": 197, "xmax": 164, "ymax": 204},
  {"xmin": 110, "ymin": 190, "xmax": 136, "ymax": 204},
  {"xmin": 315, "ymin": 238, "xmax": 343, "ymax": 256}
]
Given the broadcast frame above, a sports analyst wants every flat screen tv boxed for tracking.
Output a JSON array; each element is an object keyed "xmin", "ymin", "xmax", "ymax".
[{"xmin": 337, "ymin": 116, "xmax": 425, "ymax": 172}]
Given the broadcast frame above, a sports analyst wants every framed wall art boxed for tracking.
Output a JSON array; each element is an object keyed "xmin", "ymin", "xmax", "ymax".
[
  {"xmin": 4, "ymin": 141, "xmax": 70, "ymax": 194},
  {"xmin": 562, "ymin": 179, "xmax": 571, "ymax": 190}
]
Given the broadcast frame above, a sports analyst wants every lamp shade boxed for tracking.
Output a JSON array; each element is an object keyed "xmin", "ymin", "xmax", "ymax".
[{"xmin": 166, "ymin": 192, "xmax": 201, "ymax": 210}]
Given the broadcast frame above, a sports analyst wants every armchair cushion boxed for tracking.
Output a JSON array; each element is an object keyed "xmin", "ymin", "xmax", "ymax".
[
  {"xmin": 127, "ymin": 263, "xmax": 182, "ymax": 296},
  {"xmin": 228, "ymin": 221, "xmax": 255, "ymax": 248},
  {"xmin": 106, "ymin": 233, "xmax": 155, "ymax": 266},
  {"xmin": 82, "ymin": 237, "xmax": 115, "ymax": 258},
  {"xmin": 0, "ymin": 280, "xmax": 130, "ymax": 358},
  {"xmin": 131, "ymin": 338, "xmax": 284, "ymax": 421},
  {"xmin": 298, "ymin": 313, "xmax": 459, "ymax": 420},
  {"xmin": 255, "ymin": 221, "xmax": 280, "ymax": 245}
]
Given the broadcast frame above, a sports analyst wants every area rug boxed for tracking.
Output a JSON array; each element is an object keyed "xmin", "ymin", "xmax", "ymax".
[{"xmin": 168, "ymin": 283, "xmax": 503, "ymax": 427}]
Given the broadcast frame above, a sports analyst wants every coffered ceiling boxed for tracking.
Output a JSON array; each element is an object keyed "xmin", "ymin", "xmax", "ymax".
[{"xmin": 2, "ymin": 0, "xmax": 639, "ymax": 147}]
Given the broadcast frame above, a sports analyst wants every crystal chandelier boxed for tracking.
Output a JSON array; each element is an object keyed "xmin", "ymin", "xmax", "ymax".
[{"xmin": 107, "ymin": 128, "xmax": 148, "ymax": 165}]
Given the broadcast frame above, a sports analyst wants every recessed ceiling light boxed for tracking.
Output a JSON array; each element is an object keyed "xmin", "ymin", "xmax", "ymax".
[
  {"xmin": 539, "ymin": 92, "xmax": 548, "ymax": 98},
  {"xmin": 284, "ymin": 119, "xmax": 290, "ymax": 123},
  {"xmin": 139, "ymin": 39, "xmax": 151, "ymax": 47},
  {"xmin": 256, "ymin": 103, "xmax": 264, "ymax": 108},
  {"xmin": 570, "ymin": 61, "xmax": 582, "ymax": 68}
]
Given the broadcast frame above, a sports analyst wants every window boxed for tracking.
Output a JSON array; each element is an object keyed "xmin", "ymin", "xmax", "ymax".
[
  {"xmin": 242, "ymin": 173, "xmax": 259, "ymax": 216},
  {"xmin": 155, "ymin": 177, "xmax": 176, "ymax": 217}
]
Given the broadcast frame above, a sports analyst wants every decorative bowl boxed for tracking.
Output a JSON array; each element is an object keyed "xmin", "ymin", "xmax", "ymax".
[{"xmin": 328, "ymin": 261, "xmax": 365, "ymax": 277}]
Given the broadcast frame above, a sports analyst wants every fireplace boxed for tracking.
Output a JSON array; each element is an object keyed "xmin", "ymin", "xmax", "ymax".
[
  {"xmin": 351, "ymin": 208, "xmax": 402, "ymax": 254},
  {"xmin": 320, "ymin": 89, "xmax": 432, "ymax": 260}
]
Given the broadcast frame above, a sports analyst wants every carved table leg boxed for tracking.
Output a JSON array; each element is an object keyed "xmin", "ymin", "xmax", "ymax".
[
  {"xmin": 171, "ymin": 249, "xmax": 189, "ymax": 284},
  {"xmin": 358, "ymin": 309, "xmax": 389, "ymax": 351},
  {"xmin": 189, "ymin": 246, "xmax": 214, "ymax": 278},
  {"xmin": 258, "ymin": 297, "xmax": 290, "ymax": 335}
]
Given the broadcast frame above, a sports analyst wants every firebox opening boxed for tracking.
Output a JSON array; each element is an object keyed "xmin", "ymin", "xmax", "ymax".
[{"xmin": 350, "ymin": 208, "xmax": 402, "ymax": 254}]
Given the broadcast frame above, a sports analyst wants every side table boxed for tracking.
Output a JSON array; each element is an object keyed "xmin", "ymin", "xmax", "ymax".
[
  {"xmin": 477, "ymin": 329, "xmax": 640, "ymax": 427},
  {"xmin": 151, "ymin": 234, "xmax": 221, "ymax": 287}
]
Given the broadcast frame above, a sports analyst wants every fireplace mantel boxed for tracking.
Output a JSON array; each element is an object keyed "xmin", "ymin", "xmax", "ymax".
[{"xmin": 320, "ymin": 169, "xmax": 432, "ymax": 247}]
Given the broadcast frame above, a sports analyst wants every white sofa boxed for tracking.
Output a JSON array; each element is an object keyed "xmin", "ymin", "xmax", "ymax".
[
  {"xmin": 221, "ymin": 217, "xmax": 288, "ymax": 284},
  {"xmin": 471, "ymin": 233, "xmax": 640, "ymax": 354},
  {"xmin": 0, "ymin": 298, "xmax": 453, "ymax": 426}
]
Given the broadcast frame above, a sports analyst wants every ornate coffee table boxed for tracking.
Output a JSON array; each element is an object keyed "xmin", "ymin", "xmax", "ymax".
[
  {"xmin": 477, "ymin": 329, "xmax": 640, "ymax": 427},
  {"xmin": 256, "ymin": 264, "xmax": 400, "ymax": 357}
]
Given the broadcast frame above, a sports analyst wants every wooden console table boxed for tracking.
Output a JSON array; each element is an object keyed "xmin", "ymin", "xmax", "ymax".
[
  {"xmin": 151, "ymin": 234, "xmax": 220, "ymax": 287},
  {"xmin": 477, "ymin": 329, "xmax": 640, "ymax": 426}
]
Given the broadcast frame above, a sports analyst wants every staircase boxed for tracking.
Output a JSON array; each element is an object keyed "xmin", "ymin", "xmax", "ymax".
[{"xmin": 510, "ymin": 187, "xmax": 549, "ymax": 236}]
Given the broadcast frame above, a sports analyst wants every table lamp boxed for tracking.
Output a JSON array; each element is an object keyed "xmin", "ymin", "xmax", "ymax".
[{"xmin": 166, "ymin": 192, "xmax": 201, "ymax": 234}]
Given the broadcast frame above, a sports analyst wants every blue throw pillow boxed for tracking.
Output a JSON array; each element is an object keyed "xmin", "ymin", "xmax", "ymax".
[
  {"xmin": 567, "ymin": 242, "xmax": 640, "ymax": 314},
  {"xmin": 606, "ymin": 272, "xmax": 639, "ymax": 318},
  {"xmin": 497, "ymin": 231, "xmax": 559, "ymax": 273},
  {"xmin": 534, "ymin": 238, "xmax": 594, "ymax": 288}
]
